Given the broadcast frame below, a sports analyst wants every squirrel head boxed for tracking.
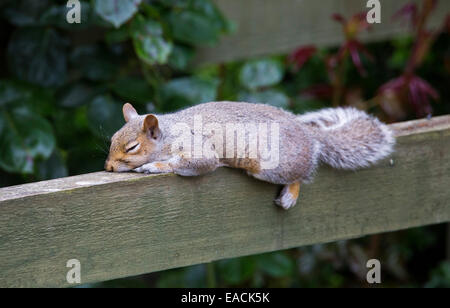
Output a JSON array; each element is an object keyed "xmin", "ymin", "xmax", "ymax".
[{"xmin": 105, "ymin": 103, "xmax": 161, "ymax": 172}]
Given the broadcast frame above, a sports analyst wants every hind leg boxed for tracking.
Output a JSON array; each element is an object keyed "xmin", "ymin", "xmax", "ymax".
[
  {"xmin": 247, "ymin": 170, "xmax": 302, "ymax": 210},
  {"xmin": 274, "ymin": 182, "xmax": 301, "ymax": 210}
]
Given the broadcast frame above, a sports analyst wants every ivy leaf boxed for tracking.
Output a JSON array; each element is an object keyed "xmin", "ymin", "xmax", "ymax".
[
  {"xmin": 111, "ymin": 77, "xmax": 153, "ymax": 105},
  {"xmin": 1, "ymin": 0, "xmax": 50, "ymax": 26},
  {"xmin": 0, "ymin": 79, "xmax": 55, "ymax": 115},
  {"xmin": 168, "ymin": 10, "xmax": 219, "ymax": 45},
  {"xmin": 156, "ymin": 265, "xmax": 207, "ymax": 288},
  {"xmin": 36, "ymin": 150, "xmax": 68, "ymax": 180},
  {"xmin": 0, "ymin": 106, "xmax": 55, "ymax": 174},
  {"xmin": 40, "ymin": 2, "xmax": 92, "ymax": 30},
  {"xmin": 87, "ymin": 95, "xmax": 124, "ymax": 139},
  {"xmin": 239, "ymin": 58, "xmax": 284, "ymax": 90},
  {"xmin": 167, "ymin": 0, "xmax": 231, "ymax": 45},
  {"xmin": 256, "ymin": 252, "xmax": 295, "ymax": 278},
  {"xmin": 160, "ymin": 77, "xmax": 218, "ymax": 111},
  {"xmin": 130, "ymin": 15, "xmax": 172, "ymax": 65},
  {"xmin": 238, "ymin": 89, "xmax": 290, "ymax": 109},
  {"xmin": 0, "ymin": 80, "xmax": 26, "ymax": 107},
  {"xmin": 216, "ymin": 257, "xmax": 256, "ymax": 285},
  {"xmin": 7, "ymin": 28, "xmax": 68, "ymax": 87},
  {"xmin": 94, "ymin": 0, "xmax": 142, "ymax": 28},
  {"xmin": 57, "ymin": 83, "xmax": 97, "ymax": 108},
  {"xmin": 69, "ymin": 45, "xmax": 118, "ymax": 82},
  {"xmin": 106, "ymin": 26, "xmax": 131, "ymax": 44},
  {"xmin": 168, "ymin": 45, "xmax": 194, "ymax": 70}
]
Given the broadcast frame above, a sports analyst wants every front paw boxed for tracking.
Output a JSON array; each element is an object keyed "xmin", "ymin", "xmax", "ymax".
[
  {"xmin": 134, "ymin": 163, "xmax": 157, "ymax": 174},
  {"xmin": 133, "ymin": 166, "xmax": 148, "ymax": 174}
]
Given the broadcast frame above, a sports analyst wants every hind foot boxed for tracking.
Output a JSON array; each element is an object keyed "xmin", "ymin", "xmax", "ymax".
[{"xmin": 274, "ymin": 182, "xmax": 300, "ymax": 210}]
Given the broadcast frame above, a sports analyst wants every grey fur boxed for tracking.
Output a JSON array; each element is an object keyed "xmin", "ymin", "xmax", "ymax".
[
  {"xmin": 108, "ymin": 102, "xmax": 395, "ymax": 209},
  {"xmin": 298, "ymin": 107, "xmax": 395, "ymax": 170}
]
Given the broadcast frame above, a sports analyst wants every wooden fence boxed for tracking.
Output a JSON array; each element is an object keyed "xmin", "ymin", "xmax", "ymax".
[
  {"xmin": 0, "ymin": 115, "xmax": 449, "ymax": 287},
  {"xmin": 195, "ymin": 0, "xmax": 450, "ymax": 64}
]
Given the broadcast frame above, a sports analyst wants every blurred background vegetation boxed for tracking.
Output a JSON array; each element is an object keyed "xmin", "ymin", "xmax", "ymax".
[{"xmin": 0, "ymin": 0, "xmax": 449, "ymax": 287}]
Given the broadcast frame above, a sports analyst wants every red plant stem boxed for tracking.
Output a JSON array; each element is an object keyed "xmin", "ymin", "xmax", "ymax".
[
  {"xmin": 332, "ymin": 54, "xmax": 347, "ymax": 106},
  {"xmin": 405, "ymin": 0, "xmax": 434, "ymax": 74}
]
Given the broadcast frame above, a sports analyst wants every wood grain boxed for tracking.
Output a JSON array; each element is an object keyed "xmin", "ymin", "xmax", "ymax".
[
  {"xmin": 0, "ymin": 115, "xmax": 449, "ymax": 287},
  {"xmin": 194, "ymin": 0, "xmax": 450, "ymax": 65}
]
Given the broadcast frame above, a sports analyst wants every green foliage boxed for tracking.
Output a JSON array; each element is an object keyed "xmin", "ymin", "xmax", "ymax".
[
  {"xmin": 425, "ymin": 262, "xmax": 450, "ymax": 288},
  {"xmin": 238, "ymin": 89, "xmax": 289, "ymax": 108},
  {"xmin": 131, "ymin": 14, "xmax": 172, "ymax": 65},
  {"xmin": 87, "ymin": 95, "xmax": 124, "ymax": 138},
  {"xmin": 239, "ymin": 58, "xmax": 284, "ymax": 90},
  {"xmin": 7, "ymin": 27, "xmax": 68, "ymax": 87},
  {"xmin": 167, "ymin": 0, "xmax": 231, "ymax": 45},
  {"xmin": 111, "ymin": 77, "xmax": 153, "ymax": 105},
  {"xmin": 160, "ymin": 76, "xmax": 219, "ymax": 111},
  {"xmin": 153, "ymin": 251, "xmax": 295, "ymax": 288},
  {"xmin": 0, "ymin": 0, "xmax": 230, "ymax": 182},
  {"xmin": 0, "ymin": 105, "xmax": 55, "ymax": 174},
  {"xmin": 94, "ymin": 0, "xmax": 141, "ymax": 28}
]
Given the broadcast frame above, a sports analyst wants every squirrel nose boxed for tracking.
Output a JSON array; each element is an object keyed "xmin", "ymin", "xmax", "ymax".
[{"xmin": 105, "ymin": 160, "xmax": 114, "ymax": 172}]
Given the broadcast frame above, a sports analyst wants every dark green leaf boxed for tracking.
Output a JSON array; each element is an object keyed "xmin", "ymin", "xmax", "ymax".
[
  {"xmin": 0, "ymin": 80, "xmax": 26, "ymax": 107},
  {"xmin": 425, "ymin": 262, "xmax": 450, "ymax": 288},
  {"xmin": 238, "ymin": 89, "xmax": 289, "ymax": 108},
  {"xmin": 217, "ymin": 257, "xmax": 256, "ymax": 285},
  {"xmin": 67, "ymin": 138, "xmax": 108, "ymax": 175},
  {"xmin": 57, "ymin": 83, "xmax": 97, "ymax": 108},
  {"xmin": 87, "ymin": 95, "xmax": 124, "ymax": 139},
  {"xmin": 94, "ymin": 0, "xmax": 142, "ymax": 28},
  {"xmin": 156, "ymin": 265, "xmax": 206, "ymax": 288},
  {"xmin": 69, "ymin": 45, "xmax": 118, "ymax": 82},
  {"xmin": 168, "ymin": 10, "xmax": 220, "ymax": 45},
  {"xmin": 0, "ymin": 79, "xmax": 55, "ymax": 116},
  {"xmin": 7, "ymin": 28, "xmax": 68, "ymax": 87},
  {"xmin": 40, "ymin": 2, "xmax": 92, "ymax": 30},
  {"xmin": 167, "ymin": 0, "xmax": 230, "ymax": 45},
  {"xmin": 189, "ymin": 0, "xmax": 232, "ymax": 32},
  {"xmin": 0, "ymin": 106, "xmax": 55, "ymax": 174},
  {"xmin": 292, "ymin": 97, "xmax": 328, "ymax": 114},
  {"xmin": 111, "ymin": 77, "xmax": 153, "ymax": 105},
  {"xmin": 154, "ymin": 0, "xmax": 190, "ymax": 9},
  {"xmin": 160, "ymin": 76, "xmax": 218, "ymax": 111},
  {"xmin": 131, "ymin": 15, "xmax": 172, "ymax": 65},
  {"xmin": 36, "ymin": 150, "xmax": 68, "ymax": 180},
  {"xmin": 239, "ymin": 58, "xmax": 284, "ymax": 90},
  {"xmin": 168, "ymin": 45, "xmax": 194, "ymax": 70},
  {"xmin": 256, "ymin": 252, "xmax": 295, "ymax": 278},
  {"xmin": 2, "ymin": 0, "xmax": 49, "ymax": 26},
  {"xmin": 106, "ymin": 26, "xmax": 131, "ymax": 44}
]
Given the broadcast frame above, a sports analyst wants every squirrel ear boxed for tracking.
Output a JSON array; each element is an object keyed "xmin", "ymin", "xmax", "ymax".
[
  {"xmin": 143, "ymin": 114, "xmax": 160, "ymax": 139},
  {"xmin": 123, "ymin": 103, "xmax": 138, "ymax": 122}
]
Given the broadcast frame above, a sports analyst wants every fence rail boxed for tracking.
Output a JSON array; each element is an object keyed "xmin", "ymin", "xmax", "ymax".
[
  {"xmin": 0, "ymin": 115, "xmax": 449, "ymax": 287},
  {"xmin": 194, "ymin": 0, "xmax": 450, "ymax": 65}
]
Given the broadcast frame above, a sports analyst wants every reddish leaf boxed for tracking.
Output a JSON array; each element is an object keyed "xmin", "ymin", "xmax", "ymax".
[
  {"xmin": 348, "ymin": 44, "xmax": 366, "ymax": 76},
  {"xmin": 337, "ymin": 40, "xmax": 373, "ymax": 77},
  {"xmin": 289, "ymin": 46, "xmax": 317, "ymax": 71},
  {"xmin": 332, "ymin": 14, "xmax": 346, "ymax": 24},
  {"xmin": 379, "ymin": 74, "xmax": 438, "ymax": 117},
  {"xmin": 301, "ymin": 84, "xmax": 334, "ymax": 100},
  {"xmin": 393, "ymin": 2, "xmax": 418, "ymax": 27}
]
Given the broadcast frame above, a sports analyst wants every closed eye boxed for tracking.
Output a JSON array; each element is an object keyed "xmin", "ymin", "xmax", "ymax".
[{"xmin": 125, "ymin": 143, "xmax": 140, "ymax": 153}]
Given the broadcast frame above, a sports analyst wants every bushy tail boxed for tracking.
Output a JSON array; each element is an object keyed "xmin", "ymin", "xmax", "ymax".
[{"xmin": 298, "ymin": 107, "xmax": 395, "ymax": 170}]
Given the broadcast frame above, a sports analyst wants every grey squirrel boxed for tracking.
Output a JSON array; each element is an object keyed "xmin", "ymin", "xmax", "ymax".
[{"xmin": 105, "ymin": 101, "xmax": 395, "ymax": 209}]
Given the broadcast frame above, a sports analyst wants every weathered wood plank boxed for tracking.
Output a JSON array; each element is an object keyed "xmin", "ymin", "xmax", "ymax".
[
  {"xmin": 0, "ymin": 115, "xmax": 449, "ymax": 287},
  {"xmin": 195, "ymin": 0, "xmax": 450, "ymax": 65}
]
